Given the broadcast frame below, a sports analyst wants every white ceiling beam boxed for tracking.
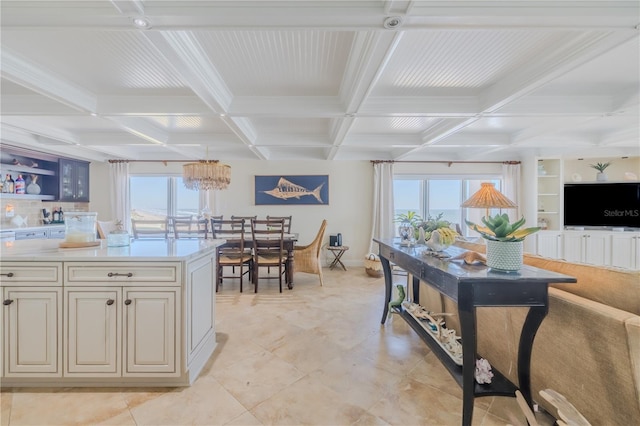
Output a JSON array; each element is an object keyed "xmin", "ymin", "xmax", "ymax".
[
  {"xmin": 141, "ymin": 31, "xmax": 265, "ymax": 160},
  {"xmin": 1, "ymin": 50, "xmax": 97, "ymax": 113},
  {"xmin": 328, "ymin": 31, "xmax": 404, "ymax": 159},
  {"xmin": 3, "ymin": 1, "xmax": 637, "ymax": 30},
  {"xmin": 480, "ymin": 30, "xmax": 639, "ymax": 113}
]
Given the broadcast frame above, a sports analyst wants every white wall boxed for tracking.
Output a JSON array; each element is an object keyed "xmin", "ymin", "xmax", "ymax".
[
  {"xmin": 90, "ymin": 160, "xmax": 374, "ymax": 266},
  {"xmin": 90, "ymin": 159, "xmax": 539, "ymax": 265}
]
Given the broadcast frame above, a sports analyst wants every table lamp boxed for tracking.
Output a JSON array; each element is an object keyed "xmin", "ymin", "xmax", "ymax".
[{"xmin": 461, "ymin": 182, "xmax": 517, "ymax": 217}]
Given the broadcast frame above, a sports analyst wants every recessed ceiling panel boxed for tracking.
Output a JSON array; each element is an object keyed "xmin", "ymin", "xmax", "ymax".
[
  {"xmin": 196, "ymin": 30, "xmax": 354, "ymax": 96},
  {"xmin": 250, "ymin": 117, "xmax": 330, "ymax": 134},
  {"xmin": 143, "ymin": 116, "xmax": 232, "ymax": 132},
  {"xmin": 373, "ymin": 29, "xmax": 583, "ymax": 96},
  {"xmin": 2, "ymin": 30, "xmax": 189, "ymax": 94},
  {"xmin": 350, "ymin": 117, "xmax": 441, "ymax": 134}
]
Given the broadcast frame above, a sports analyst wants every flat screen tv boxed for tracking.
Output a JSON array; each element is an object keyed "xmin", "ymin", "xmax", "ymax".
[{"xmin": 564, "ymin": 182, "xmax": 640, "ymax": 228}]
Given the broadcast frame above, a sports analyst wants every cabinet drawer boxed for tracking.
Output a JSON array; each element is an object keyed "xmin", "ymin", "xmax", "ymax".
[
  {"xmin": 15, "ymin": 230, "xmax": 48, "ymax": 240},
  {"xmin": 48, "ymin": 229, "xmax": 66, "ymax": 239},
  {"xmin": 65, "ymin": 262, "xmax": 180, "ymax": 286},
  {"xmin": 0, "ymin": 262, "xmax": 63, "ymax": 285}
]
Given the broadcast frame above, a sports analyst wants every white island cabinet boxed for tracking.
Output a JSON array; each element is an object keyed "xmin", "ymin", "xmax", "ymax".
[{"xmin": 0, "ymin": 238, "xmax": 223, "ymax": 387}]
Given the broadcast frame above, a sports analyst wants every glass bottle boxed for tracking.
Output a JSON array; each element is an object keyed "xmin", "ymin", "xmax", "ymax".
[
  {"xmin": 0, "ymin": 174, "xmax": 6, "ymax": 193},
  {"xmin": 7, "ymin": 174, "xmax": 15, "ymax": 194},
  {"xmin": 14, "ymin": 174, "xmax": 25, "ymax": 194}
]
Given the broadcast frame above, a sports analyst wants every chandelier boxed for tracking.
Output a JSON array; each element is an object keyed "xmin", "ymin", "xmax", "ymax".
[{"xmin": 182, "ymin": 160, "xmax": 231, "ymax": 191}]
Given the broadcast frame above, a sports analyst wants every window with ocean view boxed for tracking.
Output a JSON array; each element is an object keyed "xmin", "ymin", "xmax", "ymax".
[
  {"xmin": 130, "ymin": 176, "xmax": 199, "ymax": 220},
  {"xmin": 394, "ymin": 177, "xmax": 503, "ymax": 237}
]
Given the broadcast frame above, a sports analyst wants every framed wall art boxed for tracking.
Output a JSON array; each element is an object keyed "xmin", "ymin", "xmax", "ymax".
[{"xmin": 255, "ymin": 175, "xmax": 329, "ymax": 205}]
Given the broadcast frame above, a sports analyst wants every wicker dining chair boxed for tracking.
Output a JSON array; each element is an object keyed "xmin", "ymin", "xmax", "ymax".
[{"xmin": 293, "ymin": 219, "xmax": 327, "ymax": 286}]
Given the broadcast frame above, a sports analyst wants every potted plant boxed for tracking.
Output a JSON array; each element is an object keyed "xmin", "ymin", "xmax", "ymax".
[
  {"xmin": 589, "ymin": 161, "xmax": 611, "ymax": 182},
  {"xmin": 465, "ymin": 214, "xmax": 540, "ymax": 271}
]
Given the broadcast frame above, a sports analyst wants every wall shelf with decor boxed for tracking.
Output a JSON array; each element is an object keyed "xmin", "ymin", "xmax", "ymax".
[
  {"xmin": 0, "ymin": 144, "xmax": 90, "ymax": 202},
  {"xmin": 536, "ymin": 158, "xmax": 562, "ymax": 231}
]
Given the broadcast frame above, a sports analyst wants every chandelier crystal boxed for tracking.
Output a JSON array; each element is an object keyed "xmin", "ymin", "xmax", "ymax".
[{"xmin": 182, "ymin": 160, "xmax": 231, "ymax": 191}]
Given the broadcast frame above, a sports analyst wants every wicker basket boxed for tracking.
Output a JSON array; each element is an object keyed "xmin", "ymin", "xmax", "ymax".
[{"xmin": 364, "ymin": 255, "xmax": 384, "ymax": 278}]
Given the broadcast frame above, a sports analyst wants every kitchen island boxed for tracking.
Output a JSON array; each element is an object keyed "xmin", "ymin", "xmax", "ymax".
[{"xmin": 0, "ymin": 238, "xmax": 224, "ymax": 387}]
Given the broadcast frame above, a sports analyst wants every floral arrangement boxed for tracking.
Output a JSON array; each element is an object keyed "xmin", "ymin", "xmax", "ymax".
[
  {"xmin": 465, "ymin": 214, "xmax": 539, "ymax": 242},
  {"xmin": 394, "ymin": 211, "xmax": 453, "ymax": 240}
]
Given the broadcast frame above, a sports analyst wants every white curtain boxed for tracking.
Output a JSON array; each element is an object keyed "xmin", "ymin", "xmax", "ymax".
[
  {"xmin": 502, "ymin": 163, "xmax": 521, "ymax": 221},
  {"xmin": 368, "ymin": 162, "xmax": 395, "ymax": 253},
  {"xmin": 109, "ymin": 161, "xmax": 130, "ymax": 231}
]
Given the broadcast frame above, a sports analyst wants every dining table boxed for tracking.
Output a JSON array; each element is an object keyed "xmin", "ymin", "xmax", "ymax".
[{"xmin": 217, "ymin": 233, "xmax": 298, "ymax": 289}]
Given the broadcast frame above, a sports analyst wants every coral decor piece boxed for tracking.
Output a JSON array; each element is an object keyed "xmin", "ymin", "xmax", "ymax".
[{"xmin": 475, "ymin": 358, "xmax": 494, "ymax": 384}]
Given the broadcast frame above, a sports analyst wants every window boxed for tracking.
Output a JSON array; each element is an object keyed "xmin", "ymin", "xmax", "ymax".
[
  {"xmin": 394, "ymin": 176, "xmax": 503, "ymax": 236},
  {"xmin": 130, "ymin": 176, "xmax": 200, "ymax": 220}
]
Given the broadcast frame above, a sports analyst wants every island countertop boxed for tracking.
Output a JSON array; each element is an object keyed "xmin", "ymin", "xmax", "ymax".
[{"xmin": 0, "ymin": 238, "xmax": 225, "ymax": 262}]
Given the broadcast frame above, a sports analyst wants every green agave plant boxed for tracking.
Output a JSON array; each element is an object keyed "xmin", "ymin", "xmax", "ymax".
[
  {"xmin": 589, "ymin": 162, "xmax": 611, "ymax": 172},
  {"xmin": 466, "ymin": 213, "xmax": 540, "ymax": 242}
]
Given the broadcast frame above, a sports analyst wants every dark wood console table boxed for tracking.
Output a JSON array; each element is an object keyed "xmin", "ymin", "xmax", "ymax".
[{"xmin": 374, "ymin": 238, "xmax": 576, "ymax": 426}]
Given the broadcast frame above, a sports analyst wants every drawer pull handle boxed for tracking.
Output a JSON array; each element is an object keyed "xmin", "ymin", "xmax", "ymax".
[
  {"xmin": 0, "ymin": 272, "xmax": 14, "ymax": 277},
  {"xmin": 3, "ymin": 299, "xmax": 13, "ymax": 306},
  {"xmin": 107, "ymin": 272, "xmax": 133, "ymax": 278},
  {"xmin": 124, "ymin": 299, "xmax": 132, "ymax": 305},
  {"xmin": 106, "ymin": 299, "xmax": 115, "ymax": 306}
]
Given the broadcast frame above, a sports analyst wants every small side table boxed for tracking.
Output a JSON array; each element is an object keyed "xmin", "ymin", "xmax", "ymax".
[{"xmin": 327, "ymin": 245, "xmax": 349, "ymax": 270}]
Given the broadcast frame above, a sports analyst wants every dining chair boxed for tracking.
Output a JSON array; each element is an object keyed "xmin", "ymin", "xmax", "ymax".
[
  {"xmin": 250, "ymin": 218, "xmax": 287, "ymax": 293},
  {"xmin": 97, "ymin": 220, "xmax": 118, "ymax": 239},
  {"xmin": 172, "ymin": 217, "xmax": 209, "ymax": 239},
  {"xmin": 231, "ymin": 215, "xmax": 256, "ymax": 231},
  {"xmin": 131, "ymin": 219, "xmax": 169, "ymax": 239},
  {"xmin": 211, "ymin": 218, "xmax": 253, "ymax": 292},
  {"xmin": 293, "ymin": 219, "xmax": 327, "ymax": 286},
  {"xmin": 266, "ymin": 215, "xmax": 292, "ymax": 233},
  {"xmin": 209, "ymin": 215, "xmax": 223, "ymax": 232}
]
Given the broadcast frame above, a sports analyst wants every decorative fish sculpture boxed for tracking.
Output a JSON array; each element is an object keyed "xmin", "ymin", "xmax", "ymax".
[{"xmin": 263, "ymin": 177, "xmax": 324, "ymax": 203}]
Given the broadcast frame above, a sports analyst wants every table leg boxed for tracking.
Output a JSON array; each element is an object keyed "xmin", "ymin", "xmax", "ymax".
[
  {"xmin": 458, "ymin": 288, "xmax": 476, "ymax": 426},
  {"xmin": 335, "ymin": 250, "xmax": 347, "ymax": 270},
  {"xmin": 286, "ymin": 246, "xmax": 294, "ymax": 289},
  {"xmin": 379, "ymin": 254, "xmax": 393, "ymax": 324},
  {"xmin": 518, "ymin": 304, "xmax": 548, "ymax": 412}
]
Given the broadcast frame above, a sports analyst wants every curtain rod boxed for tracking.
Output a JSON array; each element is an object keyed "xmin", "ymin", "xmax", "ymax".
[
  {"xmin": 370, "ymin": 160, "xmax": 520, "ymax": 165},
  {"xmin": 108, "ymin": 159, "xmax": 214, "ymax": 164}
]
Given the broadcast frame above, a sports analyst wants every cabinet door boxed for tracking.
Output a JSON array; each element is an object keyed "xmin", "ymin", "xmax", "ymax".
[
  {"xmin": 536, "ymin": 232, "xmax": 562, "ymax": 258},
  {"xmin": 562, "ymin": 232, "xmax": 585, "ymax": 263},
  {"xmin": 59, "ymin": 159, "xmax": 75, "ymax": 201},
  {"xmin": 610, "ymin": 233, "xmax": 639, "ymax": 269},
  {"xmin": 123, "ymin": 288, "xmax": 179, "ymax": 376},
  {"xmin": 73, "ymin": 160, "xmax": 90, "ymax": 202},
  {"xmin": 65, "ymin": 288, "xmax": 121, "ymax": 376},
  {"xmin": 3, "ymin": 287, "xmax": 62, "ymax": 376},
  {"xmin": 584, "ymin": 233, "xmax": 611, "ymax": 266},
  {"xmin": 59, "ymin": 159, "xmax": 90, "ymax": 202}
]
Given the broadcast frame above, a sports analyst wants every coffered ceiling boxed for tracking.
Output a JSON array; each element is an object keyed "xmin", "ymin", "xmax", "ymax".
[{"xmin": 1, "ymin": 1, "xmax": 639, "ymax": 162}]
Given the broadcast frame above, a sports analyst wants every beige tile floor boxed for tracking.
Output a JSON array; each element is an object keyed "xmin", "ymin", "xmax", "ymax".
[{"xmin": 1, "ymin": 268, "xmax": 554, "ymax": 426}]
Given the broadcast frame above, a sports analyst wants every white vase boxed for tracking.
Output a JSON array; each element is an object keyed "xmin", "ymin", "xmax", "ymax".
[
  {"xmin": 596, "ymin": 172, "xmax": 608, "ymax": 182},
  {"xmin": 486, "ymin": 240, "xmax": 523, "ymax": 272}
]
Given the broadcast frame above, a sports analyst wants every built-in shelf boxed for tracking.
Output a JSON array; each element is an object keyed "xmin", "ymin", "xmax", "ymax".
[
  {"xmin": 538, "ymin": 174, "xmax": 559, "ymax": 178},
  {"xmin": 538, "ymin": 193, "xmax": 559, "ymax": 196},
  {"xmin": 538, "ymin": 211, "xmax": 559, "ymax": 215},
  {"xmin": 0, "ymin": 193, "xmax": 56, "ymax": 201},
  {"xmin": 0, "ymin": 164, "xmax": 56, "ymax": 176}
]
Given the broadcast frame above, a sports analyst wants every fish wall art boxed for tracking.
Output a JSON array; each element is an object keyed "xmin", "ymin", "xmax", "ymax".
[{"xmin": 255, "ymin": 175, "xmax": 329, "ymax": 205}]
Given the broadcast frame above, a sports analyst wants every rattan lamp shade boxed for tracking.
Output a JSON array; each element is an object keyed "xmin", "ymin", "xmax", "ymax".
[
  {"xmin": 461, "ymin": 182, "xmax": 517, "ymax": 210},
  {"xmin": 183, "ymin": 160, "xmax": 231, "ymax": 191}
]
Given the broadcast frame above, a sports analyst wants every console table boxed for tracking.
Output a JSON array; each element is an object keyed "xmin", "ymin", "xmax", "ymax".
[{"xmin": 374, "ymin": 238, "xmax": 576, "ymax": 426}]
